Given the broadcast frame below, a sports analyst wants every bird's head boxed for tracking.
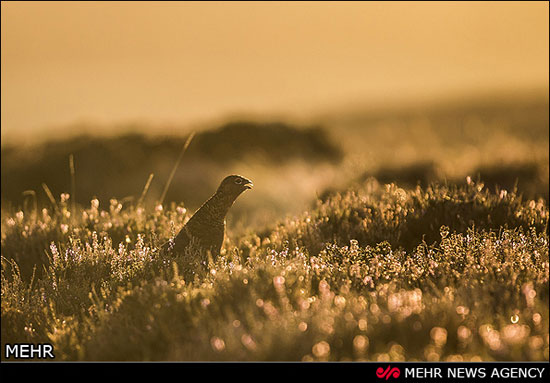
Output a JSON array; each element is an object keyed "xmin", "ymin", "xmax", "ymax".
[{"xmin": 217, "ymin": 175, "xmax": 253, "ymax": 197}]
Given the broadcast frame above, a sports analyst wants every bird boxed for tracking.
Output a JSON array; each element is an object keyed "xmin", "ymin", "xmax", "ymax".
[{"xmin": 161, "ymin": 175, "xmax": 253, "ymax": 264}]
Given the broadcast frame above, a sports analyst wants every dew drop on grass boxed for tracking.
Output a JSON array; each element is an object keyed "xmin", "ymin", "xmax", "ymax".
[
  {"xmin": 210, "ymin": 337, "xmax": 225, "ymax": 352},
  {"xmin": 312, "ymin": 341, "xmax": 330, "ymax": 359}
]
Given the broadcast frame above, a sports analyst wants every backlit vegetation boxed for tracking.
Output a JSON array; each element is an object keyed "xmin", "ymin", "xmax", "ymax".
[
  {"xmin": 1, "ymin": 98, "xmax": 548, "ymax": 360},
  {"xmin": 2, "ymin": 179, "xmax": 548, "ymax": 361}
]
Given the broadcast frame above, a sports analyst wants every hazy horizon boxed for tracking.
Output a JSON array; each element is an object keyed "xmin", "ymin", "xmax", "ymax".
[{"xmin": 2, "ymin": 1, "xmax": 549, "ymax": 144}]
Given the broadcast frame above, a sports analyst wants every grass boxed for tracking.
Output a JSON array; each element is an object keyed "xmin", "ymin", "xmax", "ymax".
[
  {"xmin": 1, "ymin": 96, "xmax": 548, "ymax": 360},
  {"xmin": 1, "ymin": 178, "xmax": 548, "ymax": 361}
]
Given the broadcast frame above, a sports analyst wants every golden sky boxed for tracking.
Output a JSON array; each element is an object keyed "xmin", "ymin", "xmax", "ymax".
[{"xmin": 1, "ymin": 1, "xmax": 548, "ymax": 143}]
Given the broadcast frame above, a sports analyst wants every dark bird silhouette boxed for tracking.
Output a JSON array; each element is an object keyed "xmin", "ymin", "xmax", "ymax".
[{"xmin": 162, "ymin": 175, "xmax": 253, "ymax": 262}]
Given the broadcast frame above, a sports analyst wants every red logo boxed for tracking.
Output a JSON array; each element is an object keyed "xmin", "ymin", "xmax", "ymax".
[{"xmin": 376, "ymin": 366, "xmax": 401, "ymax": 380}]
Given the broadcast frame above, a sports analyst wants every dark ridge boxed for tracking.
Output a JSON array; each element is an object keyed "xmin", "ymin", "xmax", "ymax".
[{"xmin": 1, "ymin": 122, "xmax": 342, "ymax": 208}]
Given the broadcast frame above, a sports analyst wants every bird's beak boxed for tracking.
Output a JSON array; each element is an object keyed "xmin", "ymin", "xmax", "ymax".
[{"xmin": 243, "ymin": 180, "xmax": 254, "ymax": 189}]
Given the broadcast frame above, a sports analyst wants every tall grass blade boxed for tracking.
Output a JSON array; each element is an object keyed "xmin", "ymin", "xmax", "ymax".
[
  {"xmin": 69, "ymin": 154, "xmax": 76, "ymax": 224},
  {"xmin": 22, "ymin": 190, "xmax": 37, "ymax": 222},
  {"xmin": 138, "ymin": 173, "xmax": 155, "ymax": 207},
  {"xmin": 159, "ymin": 132, "xmax": 195, "ymax": 205},
  {"xmin": 41, "ymin": 182, "xmax": 60, "ymax": 214}
]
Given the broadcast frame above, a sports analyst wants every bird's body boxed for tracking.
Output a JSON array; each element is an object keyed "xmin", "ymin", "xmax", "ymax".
[{"xmin": 162, "ymin": 175, "xmax": 253, "ymax": 261}]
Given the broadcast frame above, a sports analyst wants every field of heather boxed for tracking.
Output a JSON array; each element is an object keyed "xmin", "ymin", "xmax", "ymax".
[{"xmin": 1, "ymin": 97, "xmax": 548, "ymax": 361}]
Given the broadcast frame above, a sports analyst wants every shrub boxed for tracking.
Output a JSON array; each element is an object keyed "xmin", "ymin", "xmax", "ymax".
[{"xmin": 1, "ymin": 180, "xmax": 548, "ymax": 361}]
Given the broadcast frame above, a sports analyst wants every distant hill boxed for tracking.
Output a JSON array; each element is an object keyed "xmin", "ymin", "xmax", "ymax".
[{"xmin": 1, "ymin": 121, "xmax": 342, "ymax": 210}]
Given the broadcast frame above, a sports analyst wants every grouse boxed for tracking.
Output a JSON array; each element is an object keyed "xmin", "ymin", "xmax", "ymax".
[{"xmin": 162, "ymin": 175, "xmax": 253, "ymax": 261}]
